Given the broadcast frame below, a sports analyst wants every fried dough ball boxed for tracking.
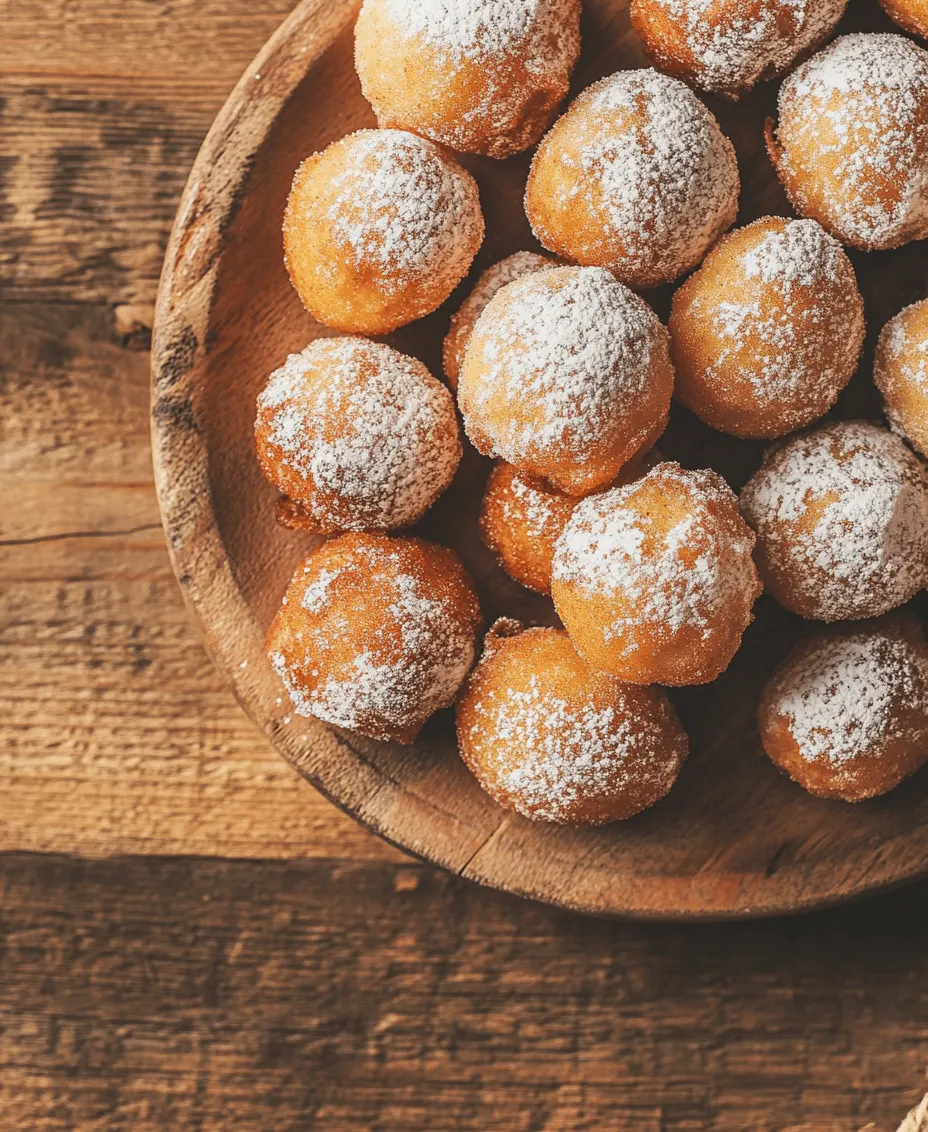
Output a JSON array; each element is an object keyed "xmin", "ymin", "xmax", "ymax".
[
  {"xmin": 740, "ymin": 421, "xmax": 928, "ymax": 622},
  {"xmin": 758, "ymin": 616, "xmax": 928, "ymax": 801},
  {"xmin": 456, "ymin": 621, "xmax": 688, "ymax": 824},
  {"xmin": 875, "ymin": 298, "xmax": 928, "ymax": 458},
  {"xmin": 552, "ymin": 463, "xmax": 762, "ymax": 685},
  {"xmin": 284, "ymin": 129, "xmax": 484, "ymax": 335},
  {"xmin": 255, "ymin": 338, "xmax": 461, "ymax": 535},
  {"xmin": 443, "ymin": 252, "xmax": 557, "ymax": 390},
  {"xmin": 631, "ymin": 0, "xmax": 847, "ymax": 98},
  {"xmin": 479, "ymin": 465, "xmax": 576, "ymax": 596},
  {"xmin": 767, "ymin": 34, "xmax": 928, "ymax": 251},
  {"xmin": 478, "ymin": 451, "xmax": 662, "ymax": 595},
  {"xmin": 878, "ymin": 0, "xmax": 928, "ymax": 40},
  {"xmin": 670, "ymin": 217, "xmax": 865, "ymax": 439},
  {"xmin": 458, "ymin": 266, "xmax": 673, "ymax": 495},
  {"xmin": 267, "ymin": 534, "xmax": 482, "ymax": 745},
  {"xmin": 524, "ymin": 70, "xmax": 739, "ymax": 288},
  {"xmin": 354, "ymin": 0, "xmax": 581, "ymax": 159}
]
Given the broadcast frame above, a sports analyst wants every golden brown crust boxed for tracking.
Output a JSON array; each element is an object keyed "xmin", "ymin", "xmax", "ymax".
[
  {"xmin": 525, "ymin": 70, "xmax": 739, "ymax": 289},
  {"xmin": 768, "ymin": 34, "xmax": 928, "ymax": 252},
  {"xmin": 443, "ymin": 253, "xmax": 557, "ymax": 391},
  {"xmin": 552, "ymin": 463, "xmax": 762, "ymax": 686},
  {"xmin": 740, "ymin": 421, "xmax": 928, "ymax": 623},
  {"xmin": 478, "ymin": 452, "xmax": 664, "ymax": 596},
  {"xmin": 478, "ymin": 464, "xmax": 578, "ymax": 595},
  {"xmin": 267, "ymin": 534, "xmax": 482, "ymax": 745},
  {"xmin": 874, "ymin": 298, "xmax": 928, "ymax": 459},
  {"xmin": 876, "ymin": 0, "xmax": 928, "ymax": 43},
  {"xmin": 631, "ymin": 0, "xmax": 846, "ymax": 98},
  {"xmin": 254, "ymin": 339, "xmax": 462, "ymax": 535},
  {"xmin": 274, "ymin": 496, "xmax": 326, "ymax": 532},
  {"xmin": 283, "ymin": 130, "xmax": 483, "ymax": 335},
  {"xmin": 456, "ymin": 624, "xmax": 688, "ymax": 824},
  {"xmin": 669, "ymin": 217, "xmax": 865, "ymax": 439},
  {"xmin": 354, "ymin": 0, "xmax": 581, "ymax": 159},
  {"xmin": 457, "ymin": 266, "xmax": 673, "ymax": 496},
  {"xmin": 758, "ymin": 616, "xmax": 928, "ymax": 801}
]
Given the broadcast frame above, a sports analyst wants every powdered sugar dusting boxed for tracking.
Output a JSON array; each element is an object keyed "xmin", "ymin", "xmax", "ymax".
[
  {"xmin": 444, "ymin": 252, "xmax": 555, "ymax": 386},
  {"xmin": 269, "ymin": 538, "xmax": 479, "ymax": 741},
  {"xmin": 296, "ymin": 571, "xmax": 468, "ymax": 731},
  {"xmin": 256, "ymin": 338, "xmax": 461, "ymax": 532},
  {"xmin": 532, "ymin": 69, "xmax": 739, "ymax": 283},
  {"xmin": 301, "ymin": 566, "xmax": 344, "ymax": 614},
  {"xmin": 479, "ymin": 464, "xmax": 577, "ymax": 593},
  {"xmin": 502, "ymin": 470, "xmax": 568, "ymax": 538},
  {"xmin": 459, "ymin": 266, "xmax": 669, "ymax": 471},
  {"xmin": 683, "ymin": 218, "xmax": 864, "ymax": 417},
  {"xmin": 740, "ymin": 420, "xmax": 928, "ymax": 620},
  {"xmin": 385, "ymin": 0, "xmax": 560, "ymax": 59},
  {"xmin": 639, "ymin": 0, "xmax": 845, "ymax": 93},
  {"xmin": 741, "ymin": 218, "xmax": 844, "ymax": 286},
  {"xmin": 881, "ymin": 307, "xmax": 928, "ymax": 393},
  {"xmin": 357, "ymin": 0, "xmax": 579, "ymax": 157},
  {"xmin": 461, "ymin": 627, "xmax": 685, "ymax": 823},
  {"xmin": 323, "ymin": 130, "xmax": 483, "ymax": 293},
  {"xmin": 766, "ymin": 624, "xmax": 928, "ymax": 773},
  {"xmin": 476, "ymin": 677, "xmax": 679, "ymax": 822},
  {"xmin": 552, "ymin": 463, "xmax": 757, "ymax": 650},
  {"xmin": 777, "ymin": 34, "xmax": 928, "ymax": 247}
]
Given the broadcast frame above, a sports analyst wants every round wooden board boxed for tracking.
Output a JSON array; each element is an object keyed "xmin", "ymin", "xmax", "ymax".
[{"xmin": 152, "ymin": 0, "xmax": 928, "ymax": 918}]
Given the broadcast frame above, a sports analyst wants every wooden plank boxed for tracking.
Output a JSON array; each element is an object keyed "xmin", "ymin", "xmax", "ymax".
[
  {"xmin": 0, "ymin": 301, "xmax": 401, "ymax": 861},
  {"xmin": 1, "ymin": 0, "xmax": 297, "ymax": 87},
  {"xmin": 0, "ymin": 79, "xmax": 217, "ymax": 304},
  {"xmin": 0, "ymin": 853, "xmax": 926, "ymax": 1131},
  {"xmin": 0, "ymin": 0, "xmax": 303, "ymax": 306}
]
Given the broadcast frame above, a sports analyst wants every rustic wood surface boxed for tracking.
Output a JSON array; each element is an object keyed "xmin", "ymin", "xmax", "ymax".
[{"xmin": 2, "ymin": 0, "xmax": 927, "ymax": 1125}]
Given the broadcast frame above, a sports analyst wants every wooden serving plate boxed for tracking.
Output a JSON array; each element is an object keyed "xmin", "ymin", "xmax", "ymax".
[{"xmin": 152, "ymin": 0, "xmax": 928, "ymax": 917}]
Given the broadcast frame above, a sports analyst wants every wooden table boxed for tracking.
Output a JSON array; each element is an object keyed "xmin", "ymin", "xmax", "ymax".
[{"xmin": 1, "ymin": 2, "xmax": 927, "ymax": 1127}]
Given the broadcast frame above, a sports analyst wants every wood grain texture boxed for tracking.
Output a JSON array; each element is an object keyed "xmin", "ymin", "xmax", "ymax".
[
  {"xmin": 0, "ymin": 294, "xmax": 399, "ymax": 862},
  {"xmin": 1, "ymin": 852, "xmax": 927, "ymax": 1131},
  {"xmin": 0, "ymin": 78, "xmax": 218, "ymax": 304},
  {"xmin": 0, "ymin": 0, "xmax": 298, "ymax": 306},
  {"xmin": 1, "ymin": 0, "xmax": 296, "ymax": 86},
  {"xmin": 152, "ymin": 0, "xmax": 928, "ymax": 917}
]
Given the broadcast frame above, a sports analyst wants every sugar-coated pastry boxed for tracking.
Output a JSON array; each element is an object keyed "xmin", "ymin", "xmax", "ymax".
[
  {"xmin": 458, "ymin": 266, "xmax": 673, "ymax": 495},
  {"xmin": 443, "ymin": 252, "xmax": 557, "ymax": 391},
  {"xmin": 631, "ymin": 0, "xmax": 847, "ymax": 98},
  {"xmin": 552, "ymin": 462, "xmax": 762, "ymax": 686},
  {"xmin": 457, "ymin": 621, "xmax": 688, "ymax": 824},
  {"xmin": 479, "ymin": 464, "xmax": 576, "ymax": 596},
  {"xmin": 354, "ymin": 0, "xmax": 581, "ymax": 159},
  {"xmin": 877, "ymin": 0, "xmax": 928, "ymax": 40},
  {"xmin": 525, "ymin": 69, "xmax": 739, "ymax": 288},
  {"xmin": 758, "ymin": 616, "xmax": 928, "ymax": 801},
  {"xmin": 670, "ymin": 217, "xmax": 865, "ymax": 438},
  {"xmin": 875, "ymin": 298, "xmax": 928, "ymax": 459},
  {"xmin": 256, "ymin": 338, "xmax": 461, "ymax": 534},
  {"xmin": 740, "ymin": 420, "xmax": 928, "ymax": 622},
  {"xmin": 267, "ymin": 534, "xmax": 482, "ymax": 744},
  {"xmin": 767, "ymin": 34, "xmax": 928, "ymax": 251},
  {"xmin": 284, "ymin": 129, "xmax": 484, "ymax": 335},
  {"xmin": 478, "ymin": 451, "xmax": 661, "ymax": 595}
]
